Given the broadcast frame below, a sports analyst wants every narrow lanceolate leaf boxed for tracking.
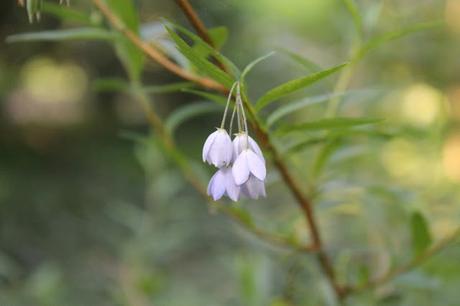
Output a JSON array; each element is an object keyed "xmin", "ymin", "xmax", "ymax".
[
  {"xmin": 143, "ymin": 82, "xmax": 195, "ymax": 94},
  {"xmin": 241, "ymin": 51, "xmax": 276, "ymax": 82},
  {"xmin": 93, "ymin": 78, "xmax": 129, "ymax": 92},
  {"xmin": 6, "ymin": 28, "xmax": 115, "ymax": 43},
  {"xmin": 342, "ymin": 0, "xmax": 364, "ymax": 39},
  {"xmin": 165, "ymin": 102, "xmax": 223, "ymax": 134},
  {"xmin": 104, "ymin": 0, "xmax": 144, "ymax": 81},
  {"xmin": 182, "ymin": 89, "xmax": 227, "ymax": 105},
  {"xmin": 165, "ymin": 26, "xmax": 234, "ymax": 87},
  {"xmin": 278, "ymin": 48, "xmax": 322, "ymax": 73},
  {"xmin": 312, "ymin": 138, "xmax": 342, "ymax": 178},
  {"xmin": 255, "ymin": 63, "xmax": 347, "ymax": 112},
  {"xmin": 166, "ymin": 22, "xmax": 240, "ymax": 77},
  {"xmin": 208, "ymin": 26, "xmax": 228, "ymax": 49},
  {"xmin": 276, "ymin": 117, "xmax": 382, "ymax": 135},
  {"xmin": 267, "ymin": 92, "xmax": 345, "ymax": 127},
  {"xmin": 42, "ymin": 2, "xmax": 94, "ymax": 25},
  {"xmin": 411, "ymin": 211, "xmax": 432, "ymax": 257},
  {"xmin": 356, "ymin": 20, "xmax": 444, "ymax": 60}
]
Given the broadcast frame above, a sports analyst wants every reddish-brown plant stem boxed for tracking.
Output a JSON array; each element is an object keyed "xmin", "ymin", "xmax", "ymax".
[{"xmin": 174, "ymin": 0, "xmax": 228, "ymax": 72}]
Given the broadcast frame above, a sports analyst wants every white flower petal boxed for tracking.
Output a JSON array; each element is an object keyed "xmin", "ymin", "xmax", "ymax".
[
  {"xmin": 209, "ymin": 130, "xmax": 233, "ymax": 167},
  {"xmin": 207, "ymin": 169, "xmax": 225, "ymax": 200},
  {"xmin": 241, "ymin": 175, "xmax": 266, "ymax": 199},
  {"xmin": 202, "ymin": 130, "xmax": 218, "ymax": 162},
  {"xmin": 232, "ymin": 151, "xmax": 250, "ymax": 185},
  {"xmin": 223, "ymin": 168, "xmax": 240, "ymax": 201},
  {"xmin": 247, "ymin": 150, "xmax": 266, "ymax": 181},
  {"xmin": 248, "ymin": 137, "xmax": 265, "ymax": 163}
]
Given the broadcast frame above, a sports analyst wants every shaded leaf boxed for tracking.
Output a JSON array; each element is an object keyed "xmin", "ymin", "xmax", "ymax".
[
  {"xmin": 411, "ymin": 211, "xmax": 432, "ymax": 257},
  {"xmin": 42, "ymin": 2, "xmax": 94, "ymax": 25},
  {"xmin": 276, "ymin": 117, "xmax": 382, "ymax": 135},
  {"xmin": 182, "ymin": 88, "xmax": 227, "ymax": 105},
  {"xmin": 209, "ymin": 26, "xmax": 228, "ymax": 49},
  {"xmin": 278, "ymin": 48, "xmax": 322, "ymax": 72},
  {"xmin": 93, "ymin": 78, "xmax": 129, "ymax": 92},
  {"xmin": 104, "ymin": 0, "xmax": 144, "ymax": 81},
  {"xmin": 165, "ymin": 25, "xmax": 236, "ymax": 85},
  {"xmin": 166, "ymin": 102, "xmax": 223, "ymax": 134},
  {"xmin": 255, "ymin": 63, "xmax": 347, "ymax": 111},
  {"xmin": 6, "ymin": 28, "xmax": 114, "ymax": 43},
  {"xmin": 144, "ymin": 82, "xmax": 195, "ymax": 94},
  {"xmin": 342, "ymin": 0, "xmax": 364, "ymax": 39},
  {"xmin": 312, "ymin": 138, "xmax": 342, "ymax": 178}
]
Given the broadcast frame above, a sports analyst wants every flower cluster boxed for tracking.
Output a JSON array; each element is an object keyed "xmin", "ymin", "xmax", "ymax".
[{"xmin": 202, "ymin": 82, "xmax": 266, "ymax": 201}]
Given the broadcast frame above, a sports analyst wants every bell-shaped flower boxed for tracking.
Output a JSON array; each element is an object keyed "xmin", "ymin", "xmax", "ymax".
[
  {"xmin": 202, "ymin": 128, "xmax": 233, "ymax": 167},
  {"xmin": 241, "ymin": 175, "xmax": 266, "ymax": 199},
  {"xmin": 233, "ymin": 133, "xmax": 265, "ymax": 163},
  {"xmin": 207, "ymin": 167, "xmax": 240, "ymax": 201},
  {"xmin": 232, "ymin": 149, "xmax": 266, "ymax": 185}
]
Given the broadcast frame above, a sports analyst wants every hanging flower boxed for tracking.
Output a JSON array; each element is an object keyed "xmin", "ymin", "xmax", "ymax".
[
  {"xmin": 233, "ymin": 132, "xmax": 265, "ymax": 163},
  {"xmin": 241, "ymin": 175, "xmax": 266, "ymax": 199},
  {"xmin": 232, "ymin": 149, "xmax": 266, "ymax": 185},
  {"xmin": 202, "ymin": 128, "xmax": 233, "ymax": 167},
  {"xmin": 207, "ymin": 167, "xmax": 240, "ymax": 201}
]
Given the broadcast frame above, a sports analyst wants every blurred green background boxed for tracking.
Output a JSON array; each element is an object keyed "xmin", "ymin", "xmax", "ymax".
[{"xmin": 0, "ymin": 0, "xmax": 460, "ymax": 305}]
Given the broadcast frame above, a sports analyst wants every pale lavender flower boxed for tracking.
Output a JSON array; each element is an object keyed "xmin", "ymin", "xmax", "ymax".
[
  {"xmin": 232, "ymin": 149, "xmax": 266, "ymax": 185},
  {"xmin": 207, "ymin": 167, "xmax": 240, "ymax": 201},
  {"xmin": 232, "ymin": 133, "xmax": 265, "ymax": 163},
  {"xmin": 202, "ymin": 128, "xmax": 233, "ymax": 167},
  {"xmin": 241, "ymin": 175, "xmax": 266, "ymax": 199}
]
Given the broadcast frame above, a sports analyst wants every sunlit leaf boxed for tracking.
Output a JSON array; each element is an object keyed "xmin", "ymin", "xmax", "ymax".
[
  {"xmin": 165, "ymin": 102, "xmax": 223, "ymax": 134},
  {"xmin": 255, "ymin": 63, "xmax": 347, "ymax": 112},
  {"xmin": 241, "ymin": 51, "xmax": 276, "ymax": 82},
  {"xmin": 411, "ymin": 211, "xmax": 432, "ymax": 257},
  {"xmin": 182, "ymin": 88, "xmax": 227, "ymax": 105},
  {"xmin": 104, "ymin": 0, "xmax": 144, "ymax": 81},
  {"xmin": 276, "ymin": 117, "xmax": 382, "ymax": 135},
  {"xmin": 165, "ymin": 25, "xmax": 237, "ymax": 84},
  {"xmin": 6, "ymin": 28, "xmax": 115, "ymax": 42}
]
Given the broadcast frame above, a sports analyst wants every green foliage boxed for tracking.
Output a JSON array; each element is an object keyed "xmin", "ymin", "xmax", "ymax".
[
  {"xmin": 6, "ymin": 28, "xmax": 114, "ymax": 42},
  {"xmin": 342, "ymin": 0, "xmax": 364, "ymax": 39},
  {"xmin": 165, "ymin": 102, "xmax": 223, "ymax": 135},
  {"xmin": 255, "ymin": 63, "xmax": 348, "ymax": 111},
  {"xmin": 165, "ymin": 26, "xmax": 235, "ymax": 87},
  {"xmin": 41, "ymin": 2, "xmax": 95, "ymax": 25},
  {"xmin": 241, "ymin": 52, "xmax": 276, "ymax": 82},
  {"xmin": 410, "ymin": 212, "xmax": 432, "ymax": 257},
  {"xmin": 275, "ymin": 117, "xmax": 382, "ymax": 135},
  {"xmin": 182, "ymin": 88, "xmax": 228, "ymax": 105},
  {"xmin": 104, "ymin": 0, "xmax": 144, "ymax": 81}
]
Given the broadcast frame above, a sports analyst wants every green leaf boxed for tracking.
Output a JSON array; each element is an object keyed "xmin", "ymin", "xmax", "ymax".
[
  {"xmin": 278, "ymin": 48, "xmax": 322, "ymax": 73},
  {"xmin": 312, "ymin": 138, "xmax": 342, "ymax": 178},
  {"xmin": 227, "ymin": 206, "xmax": 254, "ymax": 227},
  {"xmin": 357, "ymin": 21, "xmax": 444, "ymax": 60},
  {"xmin": 93, "ymin": 78, "xmax": 129, "ymax": 92},
  {"xmin": 240, "ymin": 51, "xmax": 276, "ymax": 82},
  {"xmin": 6, "ymin": 28, "xmax": 115, "ymax": 42},
  {"xmin": 411, "ymin": 211, "xmax": 432, "ymax": 257},
  {"xmin": 41, "ymin": 2, "xmax": 94, "ymax": 25},
  {"xmin": 276, "ymin": 117, "xmax": 382, "ymax": 135},
  {"xmin": 104, "ymin": 0, "xmax": 144, "ymax": 81},
  {"xmin": 143, "ymin": 82, "xmax": 195, "ymax": 94},
  {"xmin": 182, "ymin": 89, "xmax": 227, "ymax": 105},
  {"xmin": 267, "ymin": 92, "xmax": 345, "ymax": 127},
  {"xmin": 165, "ymin": 23, "xmax": 239, "ymax": 79},
  {"xmin": 342, "ymin": 0, "xmax": 364, "ymax": 39},
  {"xmin": 209, "ymin": 26, "xmax": 228, "ymax": 49},
  {"xmin": 165, "ymin": 102, "xmax": 223, "ymax": 134},
  {"xmin": 255, "ymin": 63, "xmax": 347, "ymax": 112}
]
